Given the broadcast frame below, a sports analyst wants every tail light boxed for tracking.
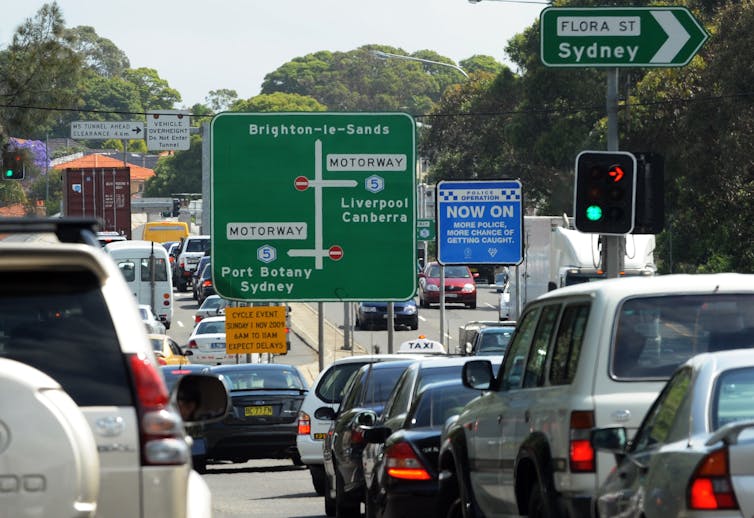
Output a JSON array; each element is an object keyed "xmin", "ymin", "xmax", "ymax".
[
  {"xmin": 298, "ymin": 411, "xmax": 311, "ymax": 435},
  {"xmin": 688, "ymin": 448, "xmax": 738, "ymax": 510},
  {"xmin": 569, "ymin": 410, "xmax": 595, "ymax": 472},
  {"xmin": 187, "ymin": 339, "xmax": 198, "ymax": 349},
  {"xmin": 202, "ymin": 280, "xmax": 213, "ymax": 288},
  {"xmin": 350, "ymin": 427, "xmax": 364, "ymax": 445},
  {"xmin": 127, "ymin": 353, "xmax": 188, "ymax": 466},
  {"xmin": 163, "ymin": 293, "xmax": 171, "ymax": 306},
  {"xmin": 195, "ymin": 315, "xmax": 204, "ymax": 324},
  {"xmin": 385, "ymin": 442, "xmax": 431, "ymax": 480}
]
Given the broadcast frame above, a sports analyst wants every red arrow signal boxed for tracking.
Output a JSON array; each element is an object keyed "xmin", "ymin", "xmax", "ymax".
[{"xmin": 609, "ymin": 166, "xmax": 624, "ymax": 182}]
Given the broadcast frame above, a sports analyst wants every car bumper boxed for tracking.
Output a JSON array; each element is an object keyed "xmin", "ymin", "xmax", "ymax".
[
  {"xmin": 424, "ymin": 292, "xmax": 476, "ymax": 304},
  {"xmin": 383, "ymin": 480, "xmax": 438, "ymax": 518},
  {"xmin": 205, "ymin": 424, "xmax": 298, "ymax": 461},
  {"xmin": 297, "ymin": 434, "xmax": 327, "ymax": 465},
  {"xmin": 360, "ymin": 314, "xmax": 417, "ymax": 328}
]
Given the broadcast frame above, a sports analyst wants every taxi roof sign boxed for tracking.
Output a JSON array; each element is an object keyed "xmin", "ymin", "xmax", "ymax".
[{"xmin": 398, "ymin": 337, "xmax": 446, "ymax": 355}]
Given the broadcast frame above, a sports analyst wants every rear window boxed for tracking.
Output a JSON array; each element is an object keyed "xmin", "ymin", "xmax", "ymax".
[
  {"xmin": 612, "ymin": 294, "xmax": 754, "ymax": 380},
  {"xmin": 0, "ymin": 270, "xmax": 133, "ymax": 406},
  {"xmin": 186, "ymin": 239, "xmax": 210, "ymax": 253}
]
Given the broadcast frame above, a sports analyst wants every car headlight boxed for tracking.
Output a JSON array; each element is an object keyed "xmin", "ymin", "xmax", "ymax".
[
  {"xmin": 403, "ymin": 306, "xmax": 417, "ymax": 314},
  {"xmin": 426, "ymin": 284, "xmax": 439, "ymax": 292},
  {"xmin": 462, "ymin": 284, "xmax": 476, "ymax": 293},
  {"xmin": 361, "ymin": 306, "xmax": 378, "ymax": 313}
]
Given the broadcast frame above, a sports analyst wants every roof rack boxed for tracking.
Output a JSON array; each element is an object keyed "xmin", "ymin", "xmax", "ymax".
[{"xmin": 0, "ymin": 217, "xmax": 102, "ymax": 246}]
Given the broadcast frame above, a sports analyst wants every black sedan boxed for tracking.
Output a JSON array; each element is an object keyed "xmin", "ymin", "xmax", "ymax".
[
  {"xmin": 360, "ymin": 357, "xmax": 495, "ymax": 518},
  {"xmin": 355, "ymin": 300, "xmax": 419, "ymax": 331},
  {"xmin": 204, "ymin": 363, "xmax": 308, "ymax": 465},
  {"xmin": 321, "ymin": 359, "xmax": 417, "ymax": 517}
]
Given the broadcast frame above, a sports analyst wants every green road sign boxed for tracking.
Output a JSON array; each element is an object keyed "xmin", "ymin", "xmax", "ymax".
[
  {"xmin": 540, "ymin": 7, "xmax": 708, "ymax": 67},
  {"xmin": 416, "ymin": 219, "xmax": 435, "ymax": 241},
  {"xmin": 211, "ymin": 112, "xmax": 417, "ymax": 302}
]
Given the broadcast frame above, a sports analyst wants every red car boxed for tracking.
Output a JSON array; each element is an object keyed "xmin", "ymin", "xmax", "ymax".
[{"xmin": 417, "ymin": 262, "xmax": 477, "ymax": 309}]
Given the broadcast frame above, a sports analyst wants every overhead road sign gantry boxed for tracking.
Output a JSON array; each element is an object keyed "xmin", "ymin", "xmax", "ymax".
[
  {"xmin": 436, "ymin": 180, "xmax": 523, "ymax": 265},
  {"xmin": 211, "ymin": 112, "xmax": 417, "ymax": 302},
  {"xmin": 70, "ymin": 120, "xmax": 144, "ymax": 140},
  {"xmin": 540, "ymin": 6, "xmax": 709, "ymax": 68}
]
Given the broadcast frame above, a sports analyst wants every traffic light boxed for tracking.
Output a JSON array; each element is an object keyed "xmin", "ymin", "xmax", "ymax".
[
  {"xmin": 574, "ymin": 151, "xmax": 637, "ymax": 234},
  {"xmin": 1, "ymin": 148, "xmax": 25, "ymax": 180},
  {"xmin": 171, "ymin": 198, "xmax": 181, "ymax": 217},
  {"xmin": 632, "ymin": 152, "xmax": 664, "ymax": 234}
]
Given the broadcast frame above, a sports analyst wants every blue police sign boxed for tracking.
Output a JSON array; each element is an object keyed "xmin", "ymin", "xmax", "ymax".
[{"xmin": 437, "ymin": 180, "xmax": 523, "ymax": 265}]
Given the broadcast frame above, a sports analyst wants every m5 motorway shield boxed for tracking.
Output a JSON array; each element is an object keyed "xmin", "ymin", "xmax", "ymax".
[
  {"xmin": 540, "ymin": 7, "xmax": 709, "ymax": 67},
  {"xmin": 211, "ymin": 112, "xmax": 417, "ymax": 302}
]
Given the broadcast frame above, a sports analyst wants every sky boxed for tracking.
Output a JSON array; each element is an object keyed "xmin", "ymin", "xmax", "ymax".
[{"xmin": 2, "ymin": 0, "xmax": 547, "ymax": 108}]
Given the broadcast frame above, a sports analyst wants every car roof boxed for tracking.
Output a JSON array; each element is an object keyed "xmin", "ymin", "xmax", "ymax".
[
  {"xmin": 536, "ymin": 272, "xmax": 754, "ymax": 302},
  {"xmin": 684, "ymin": 349, "xmax": 754, "ymax": 375},
  {"xmin": 198, "ymin": 315, "xmax": 225, "ymax": 323}
]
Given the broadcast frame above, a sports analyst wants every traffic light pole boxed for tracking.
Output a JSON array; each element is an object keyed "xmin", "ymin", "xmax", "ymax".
[{"xmin": 602, "ymin": 68, "xmax": 625, "ymax": 279}]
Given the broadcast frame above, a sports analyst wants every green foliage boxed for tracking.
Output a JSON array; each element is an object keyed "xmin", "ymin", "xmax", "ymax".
[
  {"xmin": 66, "ymin": 25, "xmax": 129, "ymax": 77},
  {"xmin": 142, "ymin": 134, "xmax": 202, "ymax": 197},
  {"xmin": 231, "ymin": 92, "xmax": 326, "ymax": 112}
]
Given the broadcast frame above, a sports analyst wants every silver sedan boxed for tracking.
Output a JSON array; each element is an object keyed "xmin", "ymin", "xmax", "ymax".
[{"xmin": 592, "ymin": 348, "xmax": 754, "ymax": 518}]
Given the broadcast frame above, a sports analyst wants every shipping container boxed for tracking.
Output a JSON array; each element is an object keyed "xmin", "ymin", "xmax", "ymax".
[{"xmin": 63, "ymin": 167, "xmax": 132, "ymax": 238}]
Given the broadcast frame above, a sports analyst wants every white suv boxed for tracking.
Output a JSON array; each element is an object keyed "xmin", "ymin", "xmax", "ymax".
[
  {"xmin": 0, "ymin": 219, "xmax": 228, "ymax": 517},
  {"xmin": 439, "ymin": 273, "xmax": 754, "ymax": 517},
  {"xmin": 173, "ymin": 234, "xmax": 210, "ymax": 292}
]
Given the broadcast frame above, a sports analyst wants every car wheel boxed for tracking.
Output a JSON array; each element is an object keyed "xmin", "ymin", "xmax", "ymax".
[
  {"xmin": 527, "ymin": 480, "xmax": 557, "ymax": 518},
  {"xmin": 467, "ymin": 301, "xmax": 477, "ymax": 309},
  {"xmin": 335, "ymin": 469, "xmax": 360, "ymax": 518},
  {"xmin": 324, "ymin": 472, "xmax": 336, "ymax": 517},
  {"xmin": 291, "ymin": 450, "xmax": 304, "ymax": 466},
  {"xmin": 410, "ymin": 318, "xmax": 419, "ymax": 330},
  {"xmin": 420, "ymin": 295, "xmax": 429, "ymax": 308},
  {"xmin": 193, "ymin": 455, "xmax": 207, "ymax": 474},
  {"xmin": 310, "ymin": 465, "xmax": 327, "ymax": 496},
  {"xmin": 177, "ymin": 278, "xmax": 187, "ymax": 292}
]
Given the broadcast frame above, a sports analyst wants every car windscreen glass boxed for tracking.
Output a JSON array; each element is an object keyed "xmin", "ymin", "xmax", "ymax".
[
  {"xmin": 0, "ymin": 269, "xmax": 132, "ymax": 406},
  {"xmin": 445, "ymin": 266, "xmax": 471, "ymax": 278},
  {"xmin": 613, "ymin": 294, "xmax": 754, "ymax": 380}
]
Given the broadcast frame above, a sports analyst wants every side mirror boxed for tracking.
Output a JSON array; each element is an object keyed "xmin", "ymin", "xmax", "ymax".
[
  {"xmin": 174, "ymin": 373, "xmax": 229, "ymax": 425},
  {"xmin": 183, "ymin": 350, "xmax": 193, "ymax": 357},
  {"xmin": 314, "ymin": 406, "xmax": 337, "ymax": 421},
  {"xmin": 355, "ymin": 411, "xmax": 377, "ymax": 427},
  {"xmin": 462, "ymin": 360, "xmax": 494, "ymax": 390},
  {"xmin": 591, "ymin": 427, "xmax": 628, "ymax": 452}
]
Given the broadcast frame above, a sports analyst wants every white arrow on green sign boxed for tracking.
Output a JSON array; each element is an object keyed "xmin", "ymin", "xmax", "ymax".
[{"xmin": 540, "ymin": 7, "xmax": 709, "ymax": 67}]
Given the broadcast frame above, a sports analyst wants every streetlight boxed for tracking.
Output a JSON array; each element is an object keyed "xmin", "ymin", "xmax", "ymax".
[{"xmin": 370, "ymin": 50, "xmax": 469, "ymax": 80}]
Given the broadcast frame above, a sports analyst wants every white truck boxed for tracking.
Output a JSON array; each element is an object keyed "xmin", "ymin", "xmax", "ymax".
[{"xmin": 505, "ymin": 216, "xmax": 656, "ymax": 319}]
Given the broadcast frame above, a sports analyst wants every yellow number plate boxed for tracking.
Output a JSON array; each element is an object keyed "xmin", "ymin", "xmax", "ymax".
[
  {"xmin": 245, "ymin": 405, "xmax": 273, "ymax": 416},
  {"xmin": 313, "ymin": 433, "xmax": 327, "ymax": 440}
]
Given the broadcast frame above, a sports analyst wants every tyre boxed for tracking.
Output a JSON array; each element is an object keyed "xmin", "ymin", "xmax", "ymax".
[
  {"xmin": 291, "ymin": 450, "xmax": 304, "ymax": 466},
  {"xmin": 335, "ymin": 469, "xmax": 360, "ymax": 518},
  {"xmin": 177, "ymin": 278, "xmax": 187, "ymax": 292},
  {"xmin": 324, "ymin": 472, "xmax": 336, "ymax": 517},
  {"xmin": 193, "ymin": 455, "xmax": 207, "ymax": 474},
  {"xmin": 467, "ymin": 301, "xmax": 477, "ymax": 309},
  {"xmin": 527, "ymin": 480, "xmax": 558, "ymax": 518},
  {"xmin": 420, "ymin": 295, "xmax": 429, "ymax": 308},
  {"xmin": 410, "ymin": 317, "xmax": 419, "ymax": 330},
  {"xmin": 310, "ymin": 465, "xmax": 327, "ymax": 496}
]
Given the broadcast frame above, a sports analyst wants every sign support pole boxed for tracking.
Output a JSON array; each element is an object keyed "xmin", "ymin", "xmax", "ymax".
[{"xmin": 602, "ymin": 68, "xmax": 626, "ymax": 279}]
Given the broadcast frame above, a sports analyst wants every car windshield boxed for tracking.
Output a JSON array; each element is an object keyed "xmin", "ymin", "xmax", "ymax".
[{"xmin": 613, "ymin": 294, "xmax": 754, "ymax": 380}]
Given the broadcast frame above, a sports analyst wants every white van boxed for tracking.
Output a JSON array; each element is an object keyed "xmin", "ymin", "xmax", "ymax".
[{"xmin": 105, "ymin": 240, "xmax": 174, "ymax": 329}]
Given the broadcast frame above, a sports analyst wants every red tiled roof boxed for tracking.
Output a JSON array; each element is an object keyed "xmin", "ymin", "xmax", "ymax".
[
  {"xmin": 0, "ymin": 203, "xmax": 27, "ymax": 217},
  {"xmin": 53, "ymin": 154, "xmax": 155, "ymax": 181}
]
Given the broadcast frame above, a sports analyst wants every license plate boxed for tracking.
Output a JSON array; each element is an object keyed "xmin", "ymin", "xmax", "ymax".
[
  {"xmin": 445, "ymin": 293, "xmax": 458, "ymax": 298},
  {"xmin": 210, "ymin": 342, "xmax": 225, "ymax": 349},
  {"xmin": 313, "ymin": 433, "xmax": 327, "ymax": 440},
  {"xmin": 245, "ymin": 405, "xmax": 273, "ymax": 416}
]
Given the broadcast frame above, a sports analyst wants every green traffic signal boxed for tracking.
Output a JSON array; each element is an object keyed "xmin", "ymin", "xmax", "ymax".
[{"xmin": 586, "ymin": 205, "xmax": 603, "ymax": 221}]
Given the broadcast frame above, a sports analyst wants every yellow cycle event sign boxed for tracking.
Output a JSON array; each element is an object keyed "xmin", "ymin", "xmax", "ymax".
[{"xmin": 225, "ymin": 306, "xmax": 287, "ymax": 354}]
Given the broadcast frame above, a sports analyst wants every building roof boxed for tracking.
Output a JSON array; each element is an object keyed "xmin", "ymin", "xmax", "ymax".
[{"xmin": 52, "ymin": 153, "xmax": 155, "ymax": 181}]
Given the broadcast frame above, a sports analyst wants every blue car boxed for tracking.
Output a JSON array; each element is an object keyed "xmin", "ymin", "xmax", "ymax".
[{"xmin": 355, "ymin": 300, "xmax": 419, "ymax": 331}]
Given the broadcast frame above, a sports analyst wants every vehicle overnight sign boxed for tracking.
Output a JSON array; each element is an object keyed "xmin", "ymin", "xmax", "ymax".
[
  {"xmin": 211, "ymin": 112, "xmax": 417, "ymax": 302},
  {"xmin": 436, "ymin": 180, "xmax": 523, "ymax": 265}
]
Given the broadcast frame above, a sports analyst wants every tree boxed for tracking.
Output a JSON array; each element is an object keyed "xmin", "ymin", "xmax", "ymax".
[
  {"xmin": 231, "ymin": 92, "xmax": 326, "ymax": 112},
  {"xmin": 66, "ymin": 25, "xmax": 129, "ymax": 77},
  {"xmin": 0, "ymin": 2, "xmax": 82, "ymax": 138},
  {"xmin": 205, "ymin": 89, "xmax": 238, "ymax": 112},
  {"xmin": 143, "ymin": 135, "xmax": 202, "ymax": 197},
  {"xmin": 122, "ymin": 67, "xmax": 181, "ymax": 110}
]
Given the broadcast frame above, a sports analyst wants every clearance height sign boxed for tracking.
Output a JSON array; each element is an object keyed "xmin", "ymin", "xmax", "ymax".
[
  {"xmin": 211, "ymin": 112, "xmax": 417, "ymax": 302},
  {"xmin": 225, "ymin": 306, "xmax": 287, "ymax": 354}
]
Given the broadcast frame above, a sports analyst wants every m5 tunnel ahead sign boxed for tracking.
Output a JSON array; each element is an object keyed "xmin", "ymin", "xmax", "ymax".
[{"xmin": 211, "ymin": 112, "xmax": 417, "ymax": 302}]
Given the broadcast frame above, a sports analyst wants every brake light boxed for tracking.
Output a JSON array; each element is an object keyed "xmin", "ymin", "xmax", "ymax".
[
  {"xmin": 127, "ymin": 353, "xmax": 188, "ymax": 466},
  {"xmin": 351, "ymin": 427, "xmax": 364, "ymax": 445},
  {"xmin": 187, "ymin": 339, "xmax": 198, "ymax": 349},
  {"xmin": 298, "ymin": 411, "xmax": 311, "ymax": 435},
  {"xmin": 195, "ymin": 315, "xmax": 204, "ymax": 324},
  {"xmin": 688, "ymin": 449, "xmax": 738, "ymax": 510},
  {"xmin": 202, "ymin": 280, "xmax": 213, "ymax": 288},
  {"xmin": 386, "ymin": 442, "xmax": 431, "ymax": 480},
  {"xmin": 569, "ymin": 410, "xmax": 595, "ymax": 472}
]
